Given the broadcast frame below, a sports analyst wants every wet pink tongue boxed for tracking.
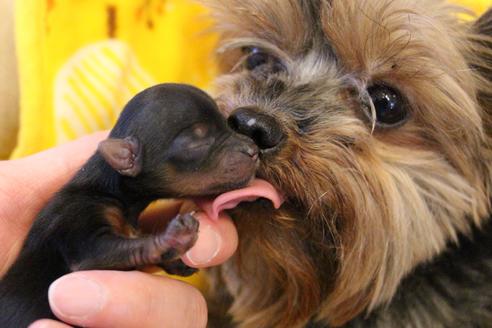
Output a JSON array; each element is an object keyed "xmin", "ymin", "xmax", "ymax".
[{"xmin": 195, "ymin": 179, "xmax": 284, "ymax": 220}]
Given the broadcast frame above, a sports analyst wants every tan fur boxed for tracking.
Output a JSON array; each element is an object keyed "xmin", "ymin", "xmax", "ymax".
[
  {"xmin": 104, "ymin": 207, "xmax": 137, "ymax": 237},
  {"xmin": 204, "ymin": 0, "xmax": 492, "ymax": 326}
]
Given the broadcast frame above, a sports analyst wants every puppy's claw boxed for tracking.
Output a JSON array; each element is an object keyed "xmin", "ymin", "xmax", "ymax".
[
  {"xmin": 160, "ymin": 213, "xmax": 199, "ymax": 257},
  {"xmin": 161, "ymin": 259, "xmax": 199, "ymax": 277}
]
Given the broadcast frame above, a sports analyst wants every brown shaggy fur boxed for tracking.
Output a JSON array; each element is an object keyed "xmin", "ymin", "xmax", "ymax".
[{"xmin": 203, "ymin": 1, "xmax": 492, "ymax": 327}]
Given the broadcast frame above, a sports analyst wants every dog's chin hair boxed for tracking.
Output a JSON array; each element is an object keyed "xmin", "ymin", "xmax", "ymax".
[{"xmin": 204, "ymin": 0, "xmax": 492, "ymax": 327}]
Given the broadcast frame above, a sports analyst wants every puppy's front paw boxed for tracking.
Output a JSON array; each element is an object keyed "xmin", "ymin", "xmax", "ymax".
[{"xmin": 159, "ymin": 213, "xmax": 199, "ymax": 261}]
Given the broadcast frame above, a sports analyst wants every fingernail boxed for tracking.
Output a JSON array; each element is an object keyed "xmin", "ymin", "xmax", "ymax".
[
  {"xmin": 185, "ymin": 224, "xmax": 221, "ymax": 265},
  {"xmin": 28, "ymin": 321, "xmax": 48, "ymax": 328},
  {"xmin": 48, "ymin": 275, "xmax": 106, "ymax": 319}
]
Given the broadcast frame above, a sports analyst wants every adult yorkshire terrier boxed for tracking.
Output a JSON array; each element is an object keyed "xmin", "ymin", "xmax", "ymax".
[{"xmin": 200, "ymin": 0, "xmax": 492, "ymax": 327}]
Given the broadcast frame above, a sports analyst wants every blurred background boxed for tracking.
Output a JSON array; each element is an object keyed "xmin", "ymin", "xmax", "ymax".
[
  {"xmin": 0, "ymin": 0, "xmax": 489, "ymax": 160},
  {"xmin": 0, "ymin": 0, "xmax": 218, "ymax": 160}
]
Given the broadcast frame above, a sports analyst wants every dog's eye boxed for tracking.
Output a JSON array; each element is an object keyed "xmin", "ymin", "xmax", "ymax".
[
  {"xmin": 245, "ymin": 48, "xmax": 269, "ymax": 70},
  {"xmin": 242, "ymin": 47, "xmax": 283, "ymax": 72},
  {"xmin": 367, "ymin": 84, "xmax": 408, "ymax": 126}
]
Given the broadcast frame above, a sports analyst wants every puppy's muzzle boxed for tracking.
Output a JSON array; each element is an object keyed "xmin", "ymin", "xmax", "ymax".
[{"xmin": 228, "ymin": 107, "xmax": 285, "ymax": 152}]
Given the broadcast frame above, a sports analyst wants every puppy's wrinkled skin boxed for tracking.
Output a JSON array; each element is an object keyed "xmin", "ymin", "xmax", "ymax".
[{"xmin": 204, "ymin": 1, "xmax": 492, "ymax": 327}]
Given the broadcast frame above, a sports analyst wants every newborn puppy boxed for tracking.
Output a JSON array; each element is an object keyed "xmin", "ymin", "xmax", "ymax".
[
  {"xmin": 0, "ymin": 83, "xmax": 258, "ymax": 327},
  {"xmin": 200, "ymin": 1, "xmax": 492, "ymax": 327}
]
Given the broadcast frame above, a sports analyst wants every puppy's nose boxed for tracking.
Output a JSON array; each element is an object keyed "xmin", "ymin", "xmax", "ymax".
[
  {"xmin": 244, "ymin": 143, "xmax": 259, "ymax": 161},
  {"xmin": 228, "ymin": 107, "xmax": 285, "ymax": 150}
]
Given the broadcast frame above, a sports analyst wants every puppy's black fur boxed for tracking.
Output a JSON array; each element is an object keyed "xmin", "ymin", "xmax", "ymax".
[{"xmin": 0, "ymin": 83, "xmax": 258, "ymax": 327}]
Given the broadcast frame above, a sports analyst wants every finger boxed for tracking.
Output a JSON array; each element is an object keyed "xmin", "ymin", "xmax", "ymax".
[
  {"xmin": 48, "ymin": 271, "xmax": 207, "ymax": 328},
  {"xmin": 182, "ymin": 212, "xmax": 238, "ymax": 268},
  {"xmin": 0, "ymin": 132, "xmax": 108, "ymax": 275},
  {"xmin": 29, "ymin": 319, "xmax": 72, "ymax": 328},
  {"xmin": 139, "ymin": 199, "xmax": 184, "ymax": 233},
  {"xmin": 0, "ymin": 131, "xmax": 108, "ymax": 221},
  {"xmin": 5, "ymin": 132, "xmax": 108, "ymax": 199}
]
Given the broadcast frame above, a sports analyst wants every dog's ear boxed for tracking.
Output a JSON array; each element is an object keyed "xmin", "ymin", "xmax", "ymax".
[
  {"xmin": 474, "ymin": 9, "xmax": 492, "ymax": 76},
  {"xmin": 471, "ymin": 9, "xmax": 492, "ymax": 113},
  {"xmin": 98, "ymin": 136, "xmax": 143, "ymax": 177},
  {"xmin": 475, "ymin": 8, "xmax": 492, "ymax": 38}
]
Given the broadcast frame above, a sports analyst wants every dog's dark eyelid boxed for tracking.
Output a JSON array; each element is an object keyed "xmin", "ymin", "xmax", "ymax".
[
  {"xmin": 272, "ymin": 61, "xmax": 286, "ymax": 73},
  {"xmin": 241, "ymin": 46, "xmax": 255, "ymax": 53},
  {"xmin": 241, "ymin": 46, "xmax": 261, "ymax": 55}
]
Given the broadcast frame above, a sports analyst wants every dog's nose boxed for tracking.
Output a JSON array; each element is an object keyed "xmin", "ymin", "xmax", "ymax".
[{"xmin": 228, "ymin": 107, "xmax": 285, "ymax": 150}]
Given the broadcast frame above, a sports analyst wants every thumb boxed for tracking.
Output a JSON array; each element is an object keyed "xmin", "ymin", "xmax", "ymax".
[
  {"xmin": 3, "ymin": 133, "xmax": 107, "ymax": 205},
  {"xmin": 48, "ymin": 271, "xmax": 207, "ymax": 328},
  {"xmin": 0, "ymin": 132, "xmax": 107, "ymax": 224},
  {"xmin": 0, "ymin": 132, "xmax": 107, "ymax": 275}
]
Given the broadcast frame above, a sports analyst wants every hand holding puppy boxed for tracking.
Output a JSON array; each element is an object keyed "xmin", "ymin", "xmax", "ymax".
[{"xmin": 0, "ymin": 132, "xmax": 238, "ymax": 328}]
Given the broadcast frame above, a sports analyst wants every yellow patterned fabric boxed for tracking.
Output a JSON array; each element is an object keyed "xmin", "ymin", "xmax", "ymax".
[{"xmin": 12, "ymin": 0, "xmax": 217, "ymax": 158}]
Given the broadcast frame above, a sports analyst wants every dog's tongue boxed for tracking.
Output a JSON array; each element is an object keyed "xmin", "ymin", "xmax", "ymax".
[{"xmin": 195, "ymin": 179, "xmax": 284, "ymax": 220}]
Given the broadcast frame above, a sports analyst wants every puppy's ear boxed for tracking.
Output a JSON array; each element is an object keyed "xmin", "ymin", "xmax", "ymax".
[{"xmin": 98, "ymin": 137, "xmax": 143, "ymax": 177}]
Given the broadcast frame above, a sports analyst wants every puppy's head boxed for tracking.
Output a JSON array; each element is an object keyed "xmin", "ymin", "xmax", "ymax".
[
  {"xmin": 99, "ymin": 83, "xmax": 259, "ymax": 197},
  {"xmin": 205, "ymin": 1, "xmax": 492, "ymax": 326}
]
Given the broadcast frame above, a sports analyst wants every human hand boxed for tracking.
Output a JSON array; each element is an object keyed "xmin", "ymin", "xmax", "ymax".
[{"xmin": 0, "ymin": 133, "xmax": 239, "ymax": 328}]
